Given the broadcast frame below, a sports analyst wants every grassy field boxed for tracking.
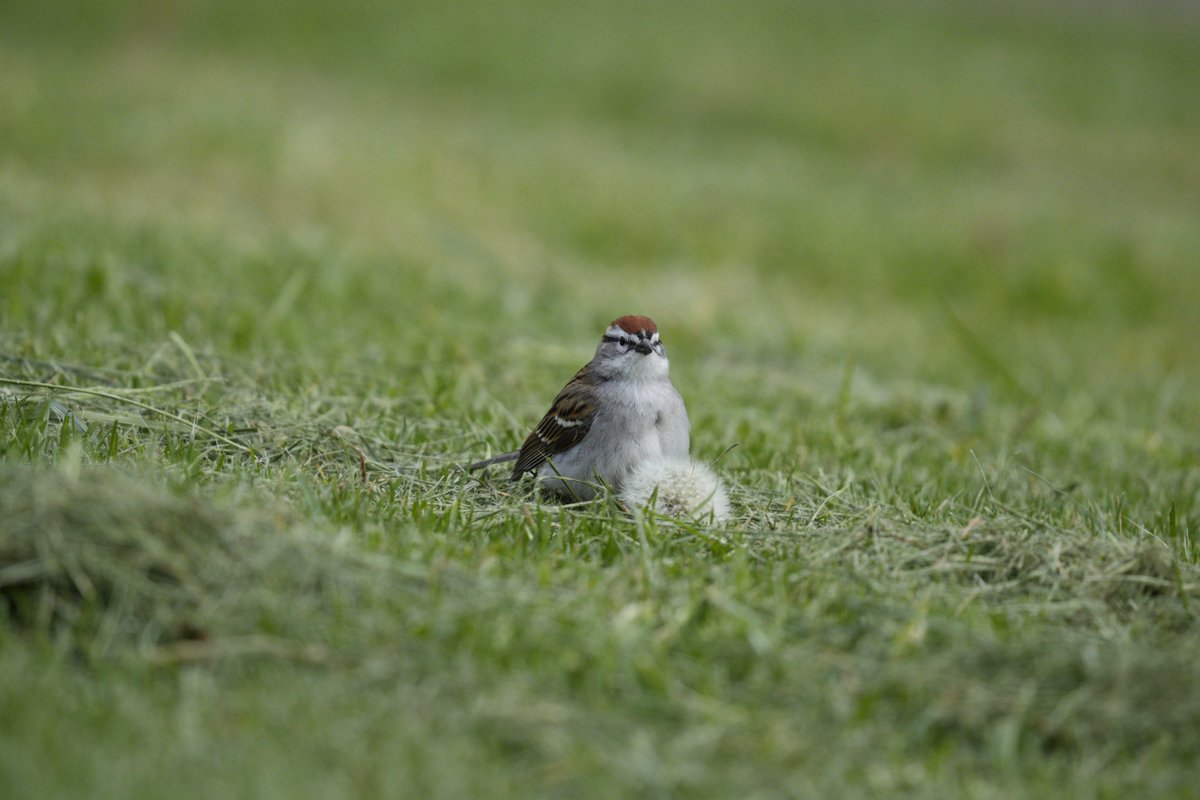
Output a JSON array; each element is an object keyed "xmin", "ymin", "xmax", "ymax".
[{"xmin": 2, "ymin": 0, "xmax": 1199, "ymax": 796}]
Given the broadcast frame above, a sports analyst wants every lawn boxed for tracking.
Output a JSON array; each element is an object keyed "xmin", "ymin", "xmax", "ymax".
[{"xmin": 2, "ymin": 0, "xmax": 1199, "ymax": 796}]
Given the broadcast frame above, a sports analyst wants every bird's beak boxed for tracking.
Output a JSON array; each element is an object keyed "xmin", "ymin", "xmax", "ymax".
[{"xmin": 634, "ymin": 342, "xmax": 653, "ymax": 355}]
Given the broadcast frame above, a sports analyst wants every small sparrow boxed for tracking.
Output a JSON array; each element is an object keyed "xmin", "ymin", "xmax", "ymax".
[{"xmin": 469, "ymin": 315, "xmax": 690, "ymax": 500}]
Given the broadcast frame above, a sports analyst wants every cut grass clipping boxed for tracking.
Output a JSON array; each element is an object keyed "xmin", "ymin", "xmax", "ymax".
[{"xmin": 0, "ymin": 463, "xmax": 394, "ymax": 664}]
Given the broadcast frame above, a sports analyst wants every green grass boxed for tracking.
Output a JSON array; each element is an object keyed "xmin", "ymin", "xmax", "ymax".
[{"xmin": 2, "ymin": 0, "xmax": 1199, "ymax": 796}]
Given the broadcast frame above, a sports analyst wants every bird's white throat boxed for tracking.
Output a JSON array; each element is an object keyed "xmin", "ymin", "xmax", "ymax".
[{"xmin": 623, "ymin": 353, "xmax": 670, "ymax": 383}]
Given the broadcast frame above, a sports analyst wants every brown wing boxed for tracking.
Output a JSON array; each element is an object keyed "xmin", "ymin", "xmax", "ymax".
[{"xmin": 511, "ymin": 367, "xmax": 596, "ymax": 479}]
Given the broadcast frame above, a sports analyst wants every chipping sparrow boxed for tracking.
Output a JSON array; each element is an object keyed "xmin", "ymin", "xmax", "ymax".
[{"xmin": 468, "ymin": 315, "xmax": 690, "ymax": 500}]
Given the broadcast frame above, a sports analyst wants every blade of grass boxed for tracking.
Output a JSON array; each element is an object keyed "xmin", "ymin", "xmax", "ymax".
[{"xmin": 0, "ymin": 377, "xmax": 254, "ymax": 455}]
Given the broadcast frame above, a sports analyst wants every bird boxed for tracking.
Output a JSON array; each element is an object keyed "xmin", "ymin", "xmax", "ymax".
[{"xmin": 468, "ymin": 315, "xmax": 690, "ymax": 500}]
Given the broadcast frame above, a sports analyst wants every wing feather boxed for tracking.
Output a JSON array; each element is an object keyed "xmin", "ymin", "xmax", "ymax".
[{"xmin": 511, "ymin": 367, "xmax": 596, "ymax": 478}]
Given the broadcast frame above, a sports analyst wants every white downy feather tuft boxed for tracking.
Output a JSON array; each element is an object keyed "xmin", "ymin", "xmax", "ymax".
[{"xmin": 619, "ymin": 458, "xmax": 731, "ymax": 524}]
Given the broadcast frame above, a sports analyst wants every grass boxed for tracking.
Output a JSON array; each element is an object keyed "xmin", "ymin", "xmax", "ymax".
[{"xmin": 2, "ymin": 0, "xmax": 1199, "ymax": 796}]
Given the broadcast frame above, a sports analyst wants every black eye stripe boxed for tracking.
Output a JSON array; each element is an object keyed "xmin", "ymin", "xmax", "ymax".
[{"xmin": 604, "ymin": 334, "xmax": 664, "ymax": 346}]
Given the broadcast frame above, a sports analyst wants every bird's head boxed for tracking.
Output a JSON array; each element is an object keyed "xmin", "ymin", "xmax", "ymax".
[{"xmin": 594, "ymin": 315, "xmax": 669, "ymax": 380}]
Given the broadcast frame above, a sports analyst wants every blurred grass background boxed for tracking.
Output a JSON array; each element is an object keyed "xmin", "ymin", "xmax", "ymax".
[
  {"xmin": 5, "ymin": 0, "xmax": 1198, "ymax": 381},
  {"xmin": 2, "ymin": 0, "xmax": 1199, "ymax": 797}
]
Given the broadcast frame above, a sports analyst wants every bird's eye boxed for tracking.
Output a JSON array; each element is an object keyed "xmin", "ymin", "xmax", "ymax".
[{"xmin": 618, "ymin": 340, "xmax": 629, "ymax": 349}]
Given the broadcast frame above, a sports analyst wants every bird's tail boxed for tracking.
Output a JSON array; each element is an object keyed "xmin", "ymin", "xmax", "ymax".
[{"xmin": 466, "ymin": 450, "xmax": 520, "ymax": 471}]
